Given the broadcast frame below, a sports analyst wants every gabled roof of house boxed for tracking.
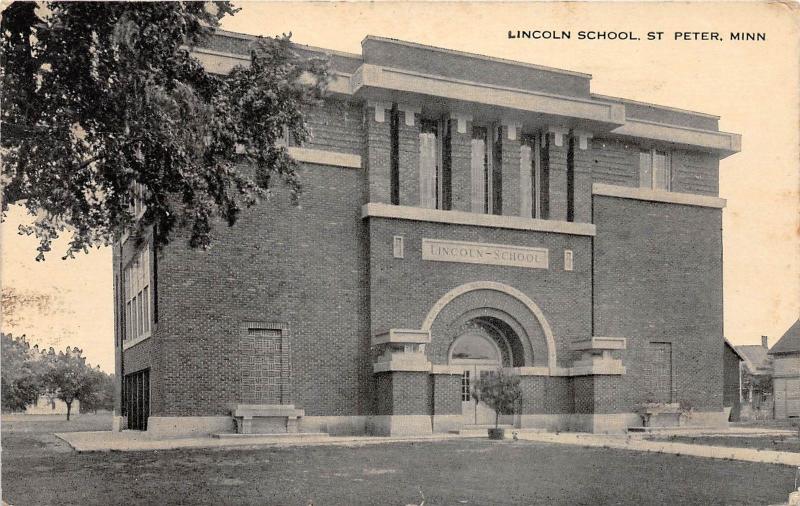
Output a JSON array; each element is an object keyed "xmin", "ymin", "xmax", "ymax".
[
  {"xmin": 769, "ymin": 319, "xmax": 800, "ymax": 355},
  {"xmin": 736, "ymin": 344, "xmax": 772, "ymax": 374},
  {"xmin": 725, "ymin": 337, "xmax": 747, "ymax": 362}
]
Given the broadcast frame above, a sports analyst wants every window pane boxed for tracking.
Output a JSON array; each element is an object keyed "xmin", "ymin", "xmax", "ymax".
[
  {"xmin": 142, "ymin": 288, "xmax": 150, "ymax": 334},
  {"xmin": 492, "ymin": 126, "xmax": 502, "ymax": 215},
  {"xmin": 519, "ymin": 145, "xmax": 533, "ymax": 218},
  {"xmin": 126, "ymin": 301, "xmax": 132, "ymax": 341},
  {"xmin": 130, "ymin": 296, "xmax": 137, "ymax": 338},
  {"xmin": 653, "ymin": 151, "xmax": 668, "ymax": 190},
  {"xmin": 451, "ymin": 333, "xmax": 499, "ymax": 361},
  {"xmin": 470, "ymin": 127, "xmax": 487, "ymax": 213},
  {"xmin": 419, "ymin": 131, "xmax": 437, "ymax": 209},
  {"xmin": 639, "ymin": 151, "xmax": 653, "ymax": 188},
  {"xmin": 137, "ymin": 292, "xmax": 143, "ymax": 337}
]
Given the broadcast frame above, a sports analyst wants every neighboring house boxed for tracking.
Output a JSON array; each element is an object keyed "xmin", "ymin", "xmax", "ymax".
[
  {"xmin": 736, "ymin": 336, "xmax": 774, "ymax": 418},
  {"xmin": 769, "ymin": 319, "xmax": 800, "ymax": 419},
  {"xmin": 723, "ymin": 338, "xmax": 746, "ymax": 421},
  {"xmin": 25, "ymin": 395, "xmax": 79, "ymax": 416},
  {"xmin": 113, "ymin": 30, "xmax": 741, "ymax": 437}
]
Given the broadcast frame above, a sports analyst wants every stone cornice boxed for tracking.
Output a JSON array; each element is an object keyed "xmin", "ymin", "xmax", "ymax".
[
  {"xmin": 593, "ymin": 183, "xmax": 726, "ymax": 209},
  {"xmin": 351, "ymin": 64, "xmax": 625, "ymax": 130},
  {"xmin": 362, "ymin": 203, "xmax": 597, "ymax": 236},
  {"xmin": 608, "ymin": 118, "xmax": 740, "ymax": 157}
]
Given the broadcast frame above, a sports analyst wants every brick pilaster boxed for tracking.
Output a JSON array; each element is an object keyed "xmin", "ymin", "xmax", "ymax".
[
  {"xmin": 501, "ymin": 123, "xmax": 522, "ymax": 217},
  {"xmin": 398, "ymin": 108, "xmax": 420, "ymax": 206},
  {"xmin": 572, "ymin": 131, "xmax": 594, "ymax": 223},
  {"xmin": 449, "ymin": 114, "xmax": 473, "ymax": 212},
  {"xmin": 547, "ymin": 127, "xmax": 569, "ymax": 222},
  {"xmin": 365, "ymin": 102, "xmax": 392, "ymax": 204}
]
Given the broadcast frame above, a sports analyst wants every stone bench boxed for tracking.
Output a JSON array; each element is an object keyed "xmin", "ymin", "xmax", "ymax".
[{"xmin": 231, "ymin": 404, "xmax": 304, "ymax": 435}]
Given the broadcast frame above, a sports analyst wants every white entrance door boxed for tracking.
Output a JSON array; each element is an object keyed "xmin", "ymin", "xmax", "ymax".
[
  {"xmin": 461, "ymin": 365, "xmax": 499, "ymax": 424},
  {"xmin": 451, "ymin": 330, "xmax": 503, "ymax": 426}
]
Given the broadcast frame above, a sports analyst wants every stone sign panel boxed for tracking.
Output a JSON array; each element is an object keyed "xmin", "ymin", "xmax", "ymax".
[{"xmin": 422, "ymin": 238, "xmax": 548, "ymax": 269}]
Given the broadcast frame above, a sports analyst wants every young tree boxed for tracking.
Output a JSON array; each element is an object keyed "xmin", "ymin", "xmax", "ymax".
[
  {"xmin": 1, "ymin": 2, "xmax": 329, "ymax": 260},
  {"xmin": 473, "ymin": 369, "xmax": 523, "ymax": 430},
  {"xmin": 1, "ymin": 333, "xmax": 43, "ymax": 411},
  {"xmin": 40, "ymin": 346, "xmax": 97, "ymax": 420}
]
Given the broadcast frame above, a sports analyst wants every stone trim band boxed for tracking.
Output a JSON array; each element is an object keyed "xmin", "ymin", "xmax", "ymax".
[
  {"xmin": 362, "ymin": 203, "xmax": 597, "ymax": 236},
  {"xmin": 593, "ymin": 183, "xmax": 727, "ymax": 208}
]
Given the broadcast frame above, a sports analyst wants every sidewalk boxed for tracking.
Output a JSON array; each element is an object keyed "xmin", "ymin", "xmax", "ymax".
[
  {"xmin": 513, "ymin": 431, "xmax": 800, "ymax": 467},
  {"xmin": 56, "ymin": 428, "xmax": 800, "ymax": 467},
  {"xmin": 55, "ymin": 430, "xmax": 461, "ymax": 453}
]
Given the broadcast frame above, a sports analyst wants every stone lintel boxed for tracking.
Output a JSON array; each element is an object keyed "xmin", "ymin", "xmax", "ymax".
[
  {"xmin": 372, "ymin": 328, "xmax": 431, "ymax": 346},
  {"xmin": 570, "ymin": 336, "xmax": 627, "ymax": 352}
]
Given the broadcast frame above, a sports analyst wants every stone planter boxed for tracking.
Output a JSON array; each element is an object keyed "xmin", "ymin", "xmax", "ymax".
[{"xmin": 488, "ymin": 427, "xmax": 505, "ymax": 440}]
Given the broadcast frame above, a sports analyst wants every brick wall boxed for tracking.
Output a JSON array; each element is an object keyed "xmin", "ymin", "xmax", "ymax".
[
  {"xmin": 589, "ymin": 138, "xmax": 639, "ymax": 187},
  {"xmin": 368, "ymin": 218, "xmax": 592, "ymax": 369},
  {"xmin": 152, "ymin": 159, "xmax": 371, "ymax": 418},
  {"xmin": 501, "ymin": 128, "xmax": 521, "ymax": 216},
  {"xmin": 547, "ymin": 133, "xmax": 569, "ymax": 221},
  {"xmin": 593, "ymin": 195, "xmax": 724, "ymax": 412},
  {"xmin": 303, "ymin": 100, "xmax": 362, "ymax": 155},
  {"xmin": 365, "ymin": 104, "xmax": 391, "ymax": 204},
  {"xmin": 449, "ymin": 119, "xmax": 472, "ymax": 212},
  {"xmin": 519, "ymin": 376, "xmax": 573, "ymax": 414},
  {"xmin": 571, "ymin": 135, "xmax": 593, "ymax": 223},
  {"xmin": 575, "ymin": 375, "xmax": 630, "ymax": 414},
  {"xmin": 375, "ymin": 372, "xmax": 432, "ymax": 416},
  {"xmin": 588, "ymin": 138, "xmax": 720, "ymax": 197},
  {"xmin": 671, "ymin": 150, "xmax": 719, "ymax": 196},
  {"xmin": 398, "ymin": 110, "xmax": 420, "ymax": 206},
  {"xmin": 389, "ymin": 372, "xmax": 431, "ymax": 415},
  {"xmin": 433, "ymin": 374, "xmax": 462, "ymax": 415},
  {"xmin": 723, "ymin": 344, "xmax": 741, "ymax": 408}
]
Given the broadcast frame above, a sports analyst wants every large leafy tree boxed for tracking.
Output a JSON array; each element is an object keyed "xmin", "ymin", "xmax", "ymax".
[
  {"xmin": 40, "ymin": 345, "xmax": 99, "ymax": 420},
  {"xmin": 1, "ymin": 2, "xmax": 329, "ymax": 260},
  {"xmin": 1, "ymin": 333, "xmax": 44, "ymax": 411}
]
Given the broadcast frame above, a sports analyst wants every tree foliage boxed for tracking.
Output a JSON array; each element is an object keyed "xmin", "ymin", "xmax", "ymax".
[
  {"xmin": 1, "ymin": 333, "xmax": 43, "ymax": 411},
  {"xmin": 1, "ymin": 1, "xmax": 329, "ymax": 260},
  {"xmin": 39, "ymin": 346, "xmax": 99, "ymax": 420},
  {"xmin": 472, "ymin": 369, "xmax": 522, "ymax": 428},
  {"xmin": 1, "ymin": 333, "xmax": 113, "ymax": 417}
]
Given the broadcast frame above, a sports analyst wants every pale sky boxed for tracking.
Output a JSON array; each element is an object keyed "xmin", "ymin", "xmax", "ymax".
[{"xmin": 2, "ymin": 2, "xmax": 798, "ymax": 372}]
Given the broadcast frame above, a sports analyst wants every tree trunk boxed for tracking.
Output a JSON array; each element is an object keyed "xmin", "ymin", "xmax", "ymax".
[
  {"xmin": 65, "ymin": 401, "xmax": 72, "ymax": 421},
  {"xmin": 495, "ymin": 409, "xmax": 499, "ymax": 429}
]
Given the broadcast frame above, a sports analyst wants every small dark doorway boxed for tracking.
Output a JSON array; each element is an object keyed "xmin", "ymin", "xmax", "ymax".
[{"xmin": 123, "ymin": 369, "xmax": 150, "ymax": 430}]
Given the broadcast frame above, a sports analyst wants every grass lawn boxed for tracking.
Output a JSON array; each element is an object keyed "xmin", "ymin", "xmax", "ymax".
[
  {"xmin": 644, "ymin": 434, "xmax": 800, "ymax": 453},
  {"xmin": 2, "ymin": 415, "xmax": 798, "ymax": 506}
]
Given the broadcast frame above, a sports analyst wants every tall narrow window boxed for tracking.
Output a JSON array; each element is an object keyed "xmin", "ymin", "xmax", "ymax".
[
  {"xmin": 520, "ymin": 133, "xmax": 542, "ymax": 218},
  {"xmin": 540, "ymin": 134, "xmax": 550, "ymax": 220},
  {"xmin": 441, "ymin": 119, "xmax": 452, "ymax": 210},
  {"xmin": 129, "ymin": 183, "xmax": 147, "ymax": 220},
  {"xmin": 470, "ymin": 126, "xmax": 488, "ymax": 213},
  {"xmin": 519, "ymin": 143, "xmax": 533, "ymax": 218},
  {"xmin": 567, "ymin": 134, "xmax": 575, "ymax": 222},
  {"xmin": 124, "ymin": 245, "xmax": 152, "ymax": 342},
  {"xmin": 639, "ymin": 149, "xmax": 671, "ymax": 190},
  {"xmin": 491, "ymin": 125, "xmax": 503, "ymax": 215},
  {"xmin": 390, "ymin": 105, "xmax": 400, "ymax": 205},
  {"xmin": 419, "ymin": 119, "xmax": 438, "ymax": 209}
]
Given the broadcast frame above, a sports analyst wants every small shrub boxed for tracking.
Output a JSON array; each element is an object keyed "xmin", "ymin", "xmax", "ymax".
[{"xmin": 472, "ymin": 369, "xmax": 522, "ymax": 429}]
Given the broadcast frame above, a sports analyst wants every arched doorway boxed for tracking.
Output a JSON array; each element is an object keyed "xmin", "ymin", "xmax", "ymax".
[{"xmin": 449, "ymin": 318, "xmax": 515, "ymax": 425}]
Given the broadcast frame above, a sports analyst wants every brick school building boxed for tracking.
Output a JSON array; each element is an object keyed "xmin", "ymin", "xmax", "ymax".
[{"xmin": 113, "ymin": 30, "xmax": 740, "ymax": 437}]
